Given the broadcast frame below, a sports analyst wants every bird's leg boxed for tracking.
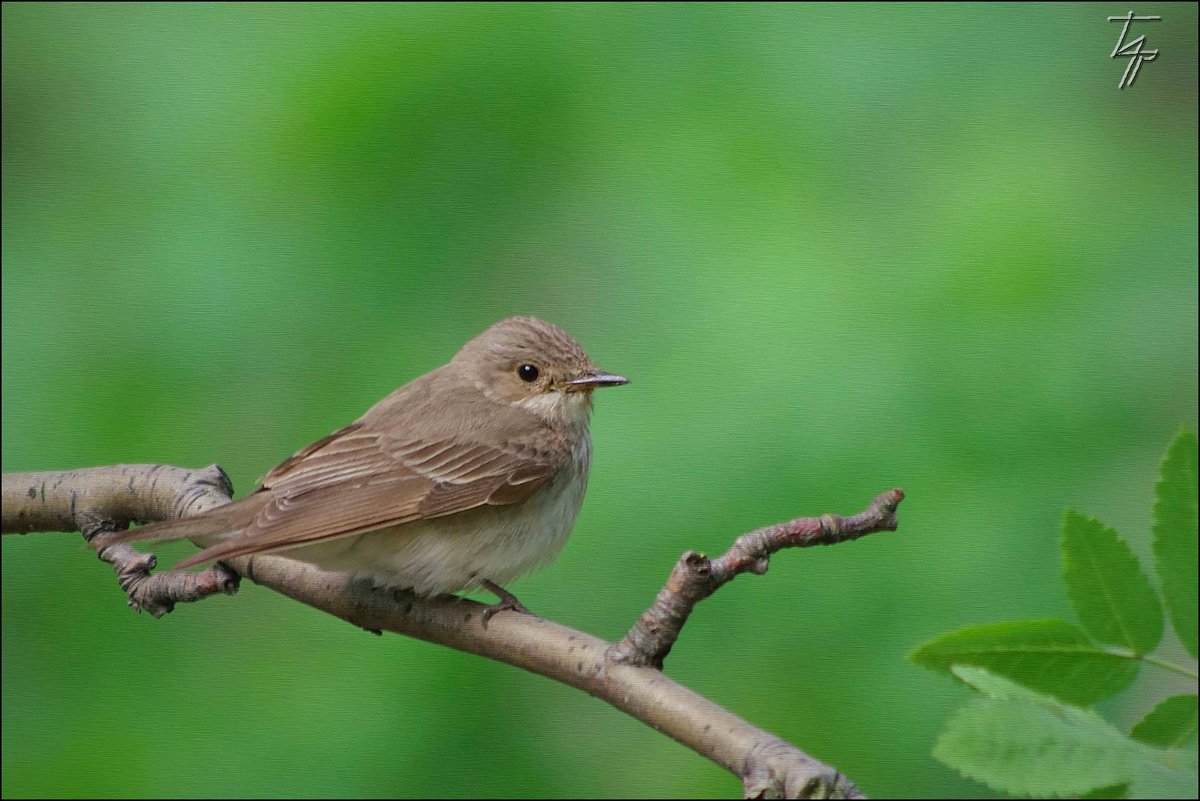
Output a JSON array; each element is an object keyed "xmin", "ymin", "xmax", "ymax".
[{"xmin": 480, "ymin": 579, "xmax": 532, "ymax": 625}]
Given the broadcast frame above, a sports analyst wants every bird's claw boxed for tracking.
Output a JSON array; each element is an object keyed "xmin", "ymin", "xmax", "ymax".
[{"xmin": 481, "ymin": 579, "xmax": 531, "ymax": 627}]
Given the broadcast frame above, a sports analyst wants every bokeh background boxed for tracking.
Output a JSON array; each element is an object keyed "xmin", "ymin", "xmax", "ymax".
[{"xmin": 3, "ymin": 3, "xmax": 1196, "ymax": 798}]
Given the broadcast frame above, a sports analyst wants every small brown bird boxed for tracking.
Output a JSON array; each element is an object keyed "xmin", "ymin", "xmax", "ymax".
[{"xmin": 104, "ymin": 316, "xmax": 627, "ymax": 614}]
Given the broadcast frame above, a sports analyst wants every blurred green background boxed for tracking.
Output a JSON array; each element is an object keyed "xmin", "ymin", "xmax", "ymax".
[{"xmin": 3, "ymin": 3, "xmax": 1196, "ymax": 798}]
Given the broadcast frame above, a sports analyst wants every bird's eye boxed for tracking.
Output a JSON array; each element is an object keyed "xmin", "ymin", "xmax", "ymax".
[{"xmin": 517, "ymin": 364, "xmax": 540, "ymax": 382}]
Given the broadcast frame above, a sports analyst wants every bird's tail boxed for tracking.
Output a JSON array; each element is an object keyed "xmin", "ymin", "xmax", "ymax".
[{"xmin": 93, "ymin": 493, "xmax": 269, "ymax": 549}]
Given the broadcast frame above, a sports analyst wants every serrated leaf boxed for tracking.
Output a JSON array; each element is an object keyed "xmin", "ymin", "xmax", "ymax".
[
  {"xmin": 938, "ymin": 668, "xmax": 1197, "ymax": 800},
  {"xmin": 1131, "ymin": 695, "xmax": 1199, "ymax": 749},
  {"xmin": 910, "ymin": 620, "xmax": 1138, "ymax": 704},
  {"xmin": 1062, "ymin": 509, "xmax": 1163, "ymax": 654},
  {"xmin": 1153, "ymin": 429, "xmax": 1198, "ymax": 658},
  {"xmin": 1129, "ymin": 756, "xmax": 1199, "ymax": 799},
  {"xmin": 933, "ymin": 688, "xmax": 1138, "ymax": 796}
]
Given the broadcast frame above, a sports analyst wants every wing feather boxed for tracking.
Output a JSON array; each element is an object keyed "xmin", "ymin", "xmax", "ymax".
[{"xmin": 174, "ymin": 420, "xmax": 565, "ymax": 568}]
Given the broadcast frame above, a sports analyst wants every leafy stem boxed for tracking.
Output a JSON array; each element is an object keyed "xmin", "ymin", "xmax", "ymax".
[
  {"xmin": 1136, "ymin": 653, "xmax": 1200, "ymax": 682},
  {"xmin": 1102, "ymin": 647, "xmax": 1199, "ymax": 681},
  {"xmin": 911, "ymin": 429, "xmax": 1199, "ymax": 799}
]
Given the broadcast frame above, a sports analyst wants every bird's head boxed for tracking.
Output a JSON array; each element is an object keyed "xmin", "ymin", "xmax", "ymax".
[{"xmin": 454, "ymin": 316, "xmax": 628, "ymax": 426}]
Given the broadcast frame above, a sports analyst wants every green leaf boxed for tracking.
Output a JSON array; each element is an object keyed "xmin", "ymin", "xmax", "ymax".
[
  {"xmin": 951, "ymin": 662, "xmax": 1057, "ymax": 701},
  {"xmin": 1131, "ymin": 695, "xmax": 1199, "ymax": 749},
  {"xmin": 939, "ymin": 668, "xmax": 1198, "ymax": 800},
  {"xmin": 935, "ymin": 668, "xmax": 1142, "ymax": 796},
  {"xmin": 910, "ymin": 620, "xmax": 1138, "ymax": 704},
  {"xmin": 1129, "ymin": 753, "xmax": 1199, "ymax": 799},
  {"xmin": 1153, "ymin": 429, "xmax": 1198, "ymax": 658},
  {"xmin": 1062, "ymin": 509, "xmax": 1162, "ymax": 654}
]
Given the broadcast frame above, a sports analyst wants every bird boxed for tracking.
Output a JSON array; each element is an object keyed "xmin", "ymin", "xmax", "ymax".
[{"xmin": 100, "ymin": 316, "xmax": 628, "ymax": 616}]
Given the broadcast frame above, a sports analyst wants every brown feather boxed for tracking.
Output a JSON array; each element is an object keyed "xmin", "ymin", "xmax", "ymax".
[
  {"xmin": 165, "ymin": 361, "xmax": 568, "ymax": 568},
  {"xmin": 96, "ymin": 492, "xmax": 270, "ymax": 545}
]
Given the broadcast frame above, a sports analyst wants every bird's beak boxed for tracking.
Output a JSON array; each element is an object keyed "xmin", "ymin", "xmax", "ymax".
[{"xmin": 563, "ymin": 369, "xmax": 630, "ymax": 390}]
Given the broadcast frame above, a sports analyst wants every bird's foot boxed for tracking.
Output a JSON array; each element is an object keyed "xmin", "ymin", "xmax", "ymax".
[{"xmin": 480, "ymin": 579, "xmax": 531, "ymax": 626}]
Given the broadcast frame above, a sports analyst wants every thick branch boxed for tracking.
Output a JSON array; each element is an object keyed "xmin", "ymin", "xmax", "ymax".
[
  {"xmin": 609, "ymin": 490, "xmax": 905, "ymax": 668},
  {"xmin": 1, "ymin": 466, "xmax": 901, "ymax": 799},
  {"xmin": 3, "ymin": 466, "xmax": 240, "ymax": 616}
]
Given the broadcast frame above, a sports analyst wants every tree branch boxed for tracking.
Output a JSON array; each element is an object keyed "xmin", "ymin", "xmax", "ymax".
[
  {"xmin": 2, "ymin": 465, "xmax": 903, "ymax": 799},
  {"xmin": 3, "ymin": 465, "xmax": 241, "ymax": 616},
  {"xmin": 609, "ymin": 489, "xmax": 905, "ymax": 668}
]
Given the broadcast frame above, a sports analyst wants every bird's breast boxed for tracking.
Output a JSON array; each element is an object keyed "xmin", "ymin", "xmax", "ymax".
[{"xmin": 302, "ymin": 431, "xmax": 593, "ymax": 595}]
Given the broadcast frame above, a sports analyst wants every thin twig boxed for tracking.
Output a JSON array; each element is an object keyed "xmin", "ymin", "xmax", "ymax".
[{"xmin": 609, "ymin": 489, "xmax": 905, "ymax": 668}]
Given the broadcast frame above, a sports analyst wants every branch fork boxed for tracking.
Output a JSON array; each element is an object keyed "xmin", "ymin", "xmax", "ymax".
[{"xmin": 610, "ymin": 490, "xmax": 904, "ymax": 668}]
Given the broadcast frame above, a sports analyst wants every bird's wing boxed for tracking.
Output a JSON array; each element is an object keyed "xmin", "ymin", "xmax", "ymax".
[{"xmin": 173, "ymin": 421, "xmax": 565, "ymax": 568}]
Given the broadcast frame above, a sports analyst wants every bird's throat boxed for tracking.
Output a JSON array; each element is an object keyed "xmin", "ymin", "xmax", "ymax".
[{"xmin": 517, "ymin": 390, "xmax": 593, "ymax": 426}]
